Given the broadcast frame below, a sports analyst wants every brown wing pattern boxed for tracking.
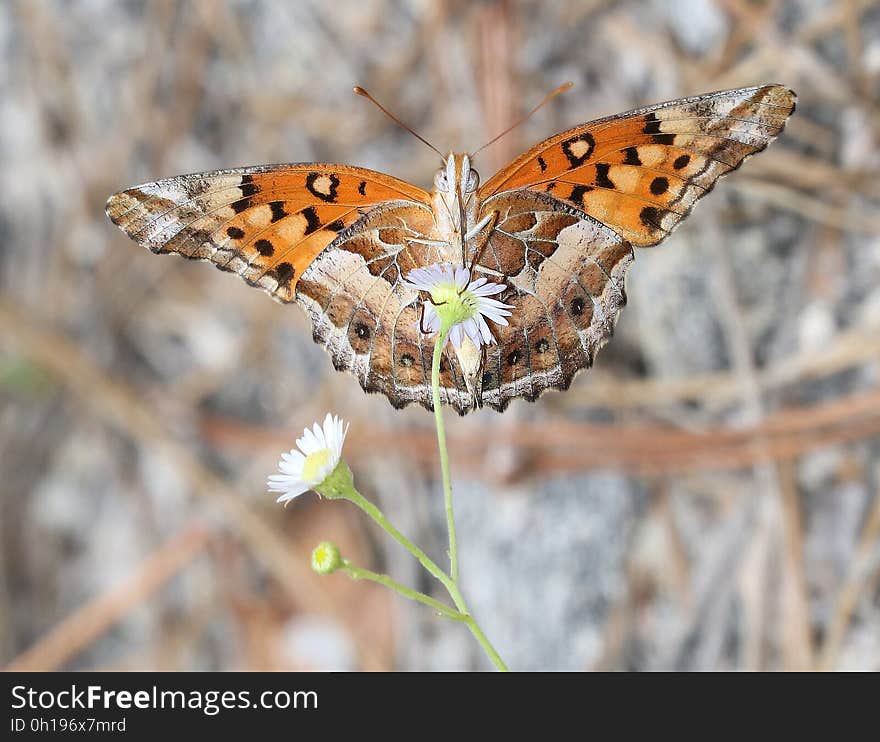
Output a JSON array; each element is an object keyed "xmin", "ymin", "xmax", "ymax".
[
  {"xmin": 479, "ymin": 85, "xmax": 796, "ymax": 247},
  {"xmin": 295, "ymin": 201, "xmax": 475, "ymax": 413},
  {"xmin": 474, "ymin": 191, "xmax": 633, "ymax": 412},
  {"xmin": 106, "ymin": 164, "xmax": 477, "ymax": 413},
  {"xmin": 106, "ymin": 164, "xmax": 430, "ymax": 303}
]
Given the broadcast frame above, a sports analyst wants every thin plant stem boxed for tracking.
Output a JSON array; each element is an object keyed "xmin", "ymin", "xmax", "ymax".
[
  {"xmin": 326, "ymin": 320, "xmax": 509, "ymax": 670},
  {"xmin": 344, "ymin": 488, "xmax": 458, "ymax": 600},
  {"xmin": 428, "ymin": 326, "xmax": 508, "ymax": 672},
  {"xmin": 341, "ymin": 562, "xmax": 465, "ymax": 622},
  {"xmin": 464, "ymin": 616, "xmax": 509, "ymax": 672},
  {"xmin": 342, "ymin": 470, "xmax": 509, "ymax": 670},
  {"xmin": 431, "ymin": 329, "xmax": 458, "ymax": 582}
]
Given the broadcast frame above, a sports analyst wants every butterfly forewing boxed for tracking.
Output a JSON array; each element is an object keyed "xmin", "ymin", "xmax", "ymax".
[
  {"xmin": 479, "ymin": 84, "xmax": 796, "ymax": 247},
  {"xmin": 105, "ymin": 164, "xmax": 431, "ymax": 303}
]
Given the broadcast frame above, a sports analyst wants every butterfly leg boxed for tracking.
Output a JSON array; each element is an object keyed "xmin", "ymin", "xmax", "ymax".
[
  {"xmin": 402, "ymin": 234, "xmax": 448, "ymax": 272},
  {"xmin": 419, "ymin": 300, "xmax": 429, "ymax": 335},
  {"xmin": 461, "ymin": 211, "xmax": 499, "ymax": 294},
  {"xmin": 473, "ymin": 343, "xmax": 488, "ymax": 409},
  {"xmin": 464, "ymin": 212, "xmax": 496, "ymax": 244},
  {"xmin": 419, "ymin": 298, "xmax": 449, "ymax": 335}
]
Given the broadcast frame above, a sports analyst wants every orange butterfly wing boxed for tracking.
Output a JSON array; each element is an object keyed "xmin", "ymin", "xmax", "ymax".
[
  {"xmin": 469, "ymin": 85, "xmax": 796, "ymax": 411},
  {"xmin": 479, "ymin": 85, "xmax": 796, "ymax": 247},
  {"xmin": 106, "ymin": 164, "xmax": 430, "ymax": 303},
  {"xmin": 106, "ymin": 164, "xmax": 484, "ymax": 413}
]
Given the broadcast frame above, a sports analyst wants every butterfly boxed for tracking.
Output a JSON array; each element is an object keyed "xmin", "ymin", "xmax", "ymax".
[{"xmin": 106, "ymin": 84, "xmax": 796, "ymax": 415}]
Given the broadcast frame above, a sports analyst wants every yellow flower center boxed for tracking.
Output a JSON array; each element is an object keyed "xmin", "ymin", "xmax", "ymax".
[
  {"xmin": 302, "ymin": 448, "xmax": 331, "ymax": 482},
  {"xmin": 430, "ymin": 282, "xmax": 477, "ymax": 329}
]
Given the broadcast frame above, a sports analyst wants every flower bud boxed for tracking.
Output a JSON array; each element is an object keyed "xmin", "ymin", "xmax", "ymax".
[{"xmin": 311, "ymin": 541, "xmax": 343, "ymax": 575}]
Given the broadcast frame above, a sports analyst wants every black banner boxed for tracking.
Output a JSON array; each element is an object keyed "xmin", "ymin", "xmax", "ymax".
[
  {"xmin": 5, "ymin": 672, "xmax": 549, "ymax": 736},
  {"xmin": 3, "ymin": 671, "xmax": 653, "ymax": 735},
  {"xmin": 3, "ymin": 671, "xmax": 850, "ymax": 736}
]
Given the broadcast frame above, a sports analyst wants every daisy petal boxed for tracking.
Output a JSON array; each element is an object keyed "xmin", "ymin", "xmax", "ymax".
[
  {"xmin": 281, "ymin": 450, "xmax": 305, "ymax": 467},
  {"xmin": 275, "ymin": 484, "xmax": 310, "ymax": 503},
  {"xmin": 461, "ymin": 317, "xmax": 479, "ymax": 346},
  {"xmin": 278, "ymin": 459, "xmax": 304, "ymax": 476},
  {"xmin": 477, "ymin": 316, "xmax": 494, "ymax": 344},
  {"xmin": 322, "ymin": 413, "xmax": 336, "ymax": 447},
  {"xmin": 299, "ymin": 427, "xmax": 320, "ymax": 454},
  {"xmin": 471, "ymin": 281, "xmax": 506, "ymax": 296}
]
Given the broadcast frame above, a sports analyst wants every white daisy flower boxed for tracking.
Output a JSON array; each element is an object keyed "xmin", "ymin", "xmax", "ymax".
[
  {"xmin": 267, "ymin": 413, "xmax": 349, "ymax": 504},
  {"xmin": 403, "ymin": 263, "xmax": 514, "ymax": 349}
]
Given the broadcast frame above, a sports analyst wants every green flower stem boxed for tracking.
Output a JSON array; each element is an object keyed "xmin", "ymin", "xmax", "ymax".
[
  {"xmin": 341, "ymin": 561, "xmax": 465, "ymax": 622},
  {"xmin": 428, "ymin": 326, "xmax": 509, "ymax": 673},
  {"xmin": 431, "ymin": 328, "xmax": 458, "ymax": 583},
  {"xmin": 463, "ymin": 616, "xmax": 509, "ymax": 672},
  {"xmin": 340, "ymin": 482, "xmax": 509, "ymax": 671},
  {"xmin": 343, "ymin": 487, "xmax": 458, "ymax": 601},
  {"xmin": 316, "ymin": 322, "xmax": 509, "ymax": 670}
]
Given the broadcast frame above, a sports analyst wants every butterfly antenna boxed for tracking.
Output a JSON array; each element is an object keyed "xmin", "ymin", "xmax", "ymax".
[
  {"xmin": 354, "ymin": 86, "xmax": 444, "ymax": 158},
  {"xmin": 471, "ymin": 81, "xmax": 574, "ymax": 158}
]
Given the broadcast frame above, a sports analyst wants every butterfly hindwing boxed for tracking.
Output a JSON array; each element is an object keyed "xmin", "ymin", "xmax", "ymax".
[
  {"xmin": 295, "ymin": 200, "xmax": 475, "ymax": 414},
  {"xmin": 475, "ymin": 191, "xmax": 633, "ymax": 411},
  {"xmin": 479, "ymin": 84, "xmax": 796, "ymax": 247}
]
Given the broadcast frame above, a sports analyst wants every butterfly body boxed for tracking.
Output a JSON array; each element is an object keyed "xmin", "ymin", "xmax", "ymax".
[{"xmin": 107, "ymin": 85, "xmax": 796, "ymax": 414}]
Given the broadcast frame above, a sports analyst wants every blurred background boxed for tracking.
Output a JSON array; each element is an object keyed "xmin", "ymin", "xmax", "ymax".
[{"xmin": 1, "ymin": 0, "xmax": 878, "ymax": 671}]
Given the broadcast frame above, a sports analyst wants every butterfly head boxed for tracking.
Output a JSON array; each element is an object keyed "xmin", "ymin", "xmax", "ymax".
[
  {"xmin": 434, "ymin": 153, "xmax": 479, "ymax": 196},
  {"xmin": 433, "ymin": 153, "xmax": 481, "ymax": 241}
]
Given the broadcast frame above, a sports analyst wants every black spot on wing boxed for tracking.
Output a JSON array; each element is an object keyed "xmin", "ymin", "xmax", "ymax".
[
  {"xmin": 254, "ymin": 239, "xmax": 274, "ymax": 257},
  {"xmin": 568, "ymin": 184, "xmax": 594, "ymax": 207},
  {"xmin": 325, "ymin": 219, "xmax": 346, "ymax": 233},
  {"xmin": 269, "ymin": 201, "xmax": 288, "ymax": 223},
  {"xmin": 231, "ymin": 198, "xmax": 253, "ymax": 214},
  {"xmin": 674, "ymin": 154, "xmax": 691, "ymax": 170},
  {"xmin": 272, "ymin": 262, "xmax": 295, "ymax": 288},
  {"xmin": 652, "ymin": 133, "xmax": 676, "ymax": 145},
  {"xmin": 560, "ymin": 132, "xmax": 596, "ymax": 168},
  {"xmin": 537, "ymin": 156, "xmax": 547, "ymax": 172},
  {"xmin": 595, "ymin": 163, "xmax": 614, "ymax": 189},
  {"xmin": 301, "ymin": 206, "xmax": 321, "ymax": 235},
  {"xmin": 305, "ymin": 172, "xmax": 340, "ymax": 203},
  {"xmin": 650, "ymin": 177, "xmax": 669, "ymax": 195},
  {"xmin": 642, "ymin": 113, "xmax": 661, "ymax": 135},
  {"xmin": 622, "ymin": 147, "xmax": 642, "ymax": 166},
  {"xmin": 358, "ymin": 180, "xmax": 367, "ymax": 196},
  {"xmin": 238, "ymin": 177, "xmax": 260, "ymax": 197},
  {"xmin": 639, "ymin": 206, "xmax": 664, "ymax": 230},
  {"xmin": 226, "ymin": 226, "xmax": 245, "ymax": 239}
]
